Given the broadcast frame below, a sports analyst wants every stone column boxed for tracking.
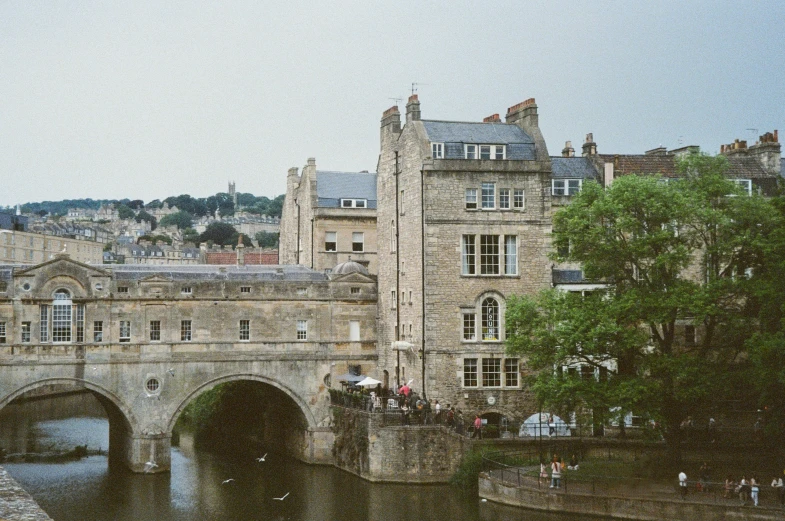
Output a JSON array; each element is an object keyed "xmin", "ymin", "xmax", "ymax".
[{"xmin": 123, "ymin": 432, "xmax": 172, "ymax": 473}]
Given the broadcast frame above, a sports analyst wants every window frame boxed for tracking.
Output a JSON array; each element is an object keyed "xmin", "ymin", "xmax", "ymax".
[
  {"xmin": 481, "ymin": 182, "xmax": 496, "ymax": 209},
  {"xmin": 325, "ymin": 231, "xmax": 337, "ymax": 252},
  {"xmin": 499, "ymin": 188, "xmax": 511, "ymax": 210},
  {"xmin": 239, "ymin": 319, "xmax": 250, "ymax": 341},
  {"xmin": 21, "ymin": 321, "xmax": 31, "ymax": 343},
  {"xmin": 461, "ymin": 235, "xmax": 476, "ymax": 275},
  {"xmin": 119, "ymin": 321, "xmax": 131, "ymax": 343},
  {"xmin": 480, "ymin": 235, "xmax": 500, "ymax": 275},
  {"xmin": 296, "ymin": 320, "xmax": 308, "ymax": 340},
  {"xmin": 352, "ymin": 232, "xmax": 364, "ymax": 253},
  {"xmin": 0, "ymin": 322, "xmax": 5, "ymax": 344},
  {"xmin": 240, "ymin": 286, "xmax": 251, "ymax": 294},
  {"xmin": 431, "ymin": 142, "xmax": 444, "ymax": 159},
  {"xmin": 150, "ymin": 320, "xmax": 161, "ymax": 342},
  {"xmin": 465, "ymin": 188, "xmax": 478, "ymax": 210},
  {"xmin": 482, "ymin": 358, "xmax": 502, "ymax": 387},
  {"xmin": 462, "ymin": 312, "xmax": 476, "ymax": 341},
  {"xmin": 481, "ymin": 297, "xmax": 500, "ymax": 341},
  {"xmin": 552, "ymin": 178, "xmax": 582, "ymax": 196},
  {"xmin": 341, "ymin": 199, "xmax": 368, "ymax": 208},
  {"xmin": 93, "ymin": 321, "xmax": 103, "ymax": 343},
  {"xmin": 463, "ymin": 358, "xmax": 478, "ymax": 387},
  {"xmin": 180, "ymin": 320, "xmax": 192, "ymax": 342},
  {"xmin": 349, "ymin": 320, "xmax": 360, "ymax": 341},
  {"xmin": 505, "ymin": 358, "xmax": 519, "ymax": 387}
]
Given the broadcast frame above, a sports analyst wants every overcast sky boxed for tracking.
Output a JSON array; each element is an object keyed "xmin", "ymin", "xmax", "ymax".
[{"xmin": 1, "ymin": 1, "xmax": 783, "ymax": 207}]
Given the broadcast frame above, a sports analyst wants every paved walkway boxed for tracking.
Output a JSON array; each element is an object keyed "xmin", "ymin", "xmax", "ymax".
[{"xmin": 0, "ymin": 466, "xmax": 52, "ymax": 521}]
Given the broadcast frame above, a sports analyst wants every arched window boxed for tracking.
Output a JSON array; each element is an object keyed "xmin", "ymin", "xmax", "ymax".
[
  {"xmin": 52, "ymin": 289, "xmax": 72, "ymax": 342},
  {"xmin": 481, "ymin": 297, "xmax": 499, "ymax": 341}
]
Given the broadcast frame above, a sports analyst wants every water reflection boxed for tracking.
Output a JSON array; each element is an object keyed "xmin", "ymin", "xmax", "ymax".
[{"xmin": 1, "ymin": 393, "xmax": 581, "ymax": 521}]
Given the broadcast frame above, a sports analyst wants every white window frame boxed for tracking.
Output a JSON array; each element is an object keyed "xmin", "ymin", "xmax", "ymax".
[
  {"xmin": 21, "ymin": 321, "xmax": 31, "ymax": 343},
  {"xmin": 150, "ymin": 320, "xmax": 161, "ymax": 342},
  {"xmin": 464, "ymin": 144, "xmax": 477, "ymax": 159},
  {"xmin": 465, "ymin": 188, "xmax": 478, "ymax": 210},
  {"xmin": 296, "ymin": 320, "xmax": 308, "ymax": 340},
  {"xmin": 505, "ymin": 358, "xmax": 519, "ymax": 387},
  {"xmin": 390, "ymin": 221, "xmax": 396, "ymax": 252},
  {"xmin": 552, "ymin": 179, "xmax": 582, "ymax": 196},
  {"xmin": 463, "ymin": 358, "xmax": 478, "ymax": 387},
  {"xmin": 482, "ymin": 358, "xmax": 502, "ymax": 387},
  {"xmin": 181, "ymin": 287, "xmax": 192, "ymax": 295},
  {"xmin": 352, "ymin": 232, "xmax": 364, "ymax": 253},
  {"xmin": 431, "ymin": 142, "xmax": 444, "ymax": 159},
  {"xmin": 461, "ymin": 235, "xmax": 476, "ymax": 275},
  {"xmin": 499, "ymin": 188, "xmax": 511, "ymax": 210},
  {"xmin": 480, "ymin": 235, "xmax": 500, "ymax": 275},
  {"xmin": 505, "ymin": 236, "xmax": 518, "ymax": 275},
  {"xmin": 325, "ymin": 231, "xmax": 337, "ymax": 252},
  {"xmin": 513, "ymin": 189, "xmax": 525, "ymax": 209},
  {"xmin": 341, "ymin": 199, "xmax": 367, "ymax": 208},
  {"xmin": 732, "ymin": 179, "xmax": 752, "ymax": 195},
  {"xmin": 481, "ymin": 182, "xmax": 496, "ymax": 209},
  {"xmin": 119, "ymin": 321, "xmax": 131, "ymax": 343},
  {"xmin": 349, "ymin": 320, "xmax": 360, "ymax": 341},
  {"xmin": 462, "ymin": 312, "xmax": 476, "ymax": 341},
  {"xmin": 240, "ymin": 319, "xmax": 250, "ymax": 341},
  {"xmin": 93, "ymin": 321, "xmax": 103, "ymax": 343},
  {"xmin": 180, "ymin": 320, "xmax": 192, "ymax": 342},
  {"xmin": 0, "ymin": 322, "xmax": 5, "ymax": 344},
  {"xmin": 481, "ymin": 297, "xmax": 500, "ymax": 341}
]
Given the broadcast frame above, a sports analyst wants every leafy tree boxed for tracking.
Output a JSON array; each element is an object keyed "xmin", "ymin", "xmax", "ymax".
[
  {"xmin": 135, "ymin": 209, "xmax": 157, "ymax": 230},
  {"xmin": 158, "ymin": 211, "xmax": 194, "ymax": 230},
  {"xmin": 199, "ymin": 222, "xmax": 239, "ymax": 246},
  {"xmin": 146, "ymin": 199, "xmax": 163, "ymax": 209},
  {"xmin": 255, "ymin": 231, "xmax": 279, "ymax": 248},
  {"xmin": 506, "ymin": 154, "xmax": 779, "ymax": 466},
  {"xmin": 182, "ymin": 228, "xmax": 200, "ymax": 245},
  {"xmin": 127, "ymin": 199, "xmax": 145, "ymax": 210},
  {"xmin": 116, "ymin": 204, "xmax": 135, "ymax": 220},
  {"xmin": 136, "ymin": 234, "xmax": 172, "ymax": 246}
]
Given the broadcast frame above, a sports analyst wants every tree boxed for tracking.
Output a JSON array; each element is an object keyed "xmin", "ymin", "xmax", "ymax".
[
  {"xmin": 182, "ymin": 228, "xmax": 200, "ymax": 245},
  {"xmin": 158, "ymin": 211, "xmax": 194, "ymax": 230},
  {"xmin": 255, "ymin": 231, "xmax": 279, "ymax": 248},
  {"xmin": 505, "ymin": 154, "xmax": 779, "ymax": 466},
  {"xmin": 135, "ymin": 209, "xmax": 157, "ymax": 230},
  {"xmin": 199, "ymin": 222, "xmax": 240, "ymax": 246},
  {"xmin": 116, "ymin": 204, "xmax": 135, "ymax": 220},
  {"xmin": 127, "ymin": 199, "xmax": 145, "ymax": 210}
]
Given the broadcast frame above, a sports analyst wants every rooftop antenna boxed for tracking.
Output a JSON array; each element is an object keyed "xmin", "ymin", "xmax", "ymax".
[
  {"xmin": 411, "ymin": 82, "xmax": 428, "ymax": 95},
  {"xmin": 746, "ymin": 128, "xmax": 758, "ymax": 142},
  {"xmin": 389, "ymin": 97, "xmax": 403, "ymax": 106}
]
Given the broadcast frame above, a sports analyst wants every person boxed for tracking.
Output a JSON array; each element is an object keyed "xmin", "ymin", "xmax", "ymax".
[
  {"xmin": 773, "ymin": 476, "xmax": 785, "ymax": 506},
  {"xmin": 550, "ymin": 455, "xmax": 562, "ymax": 489},
  {"xmin": 472, "ymin": 414, "xmax": 483, "ymax": 439},
  {"xmin": 738, "ymin": 476, "xmax": 749, "ymax": 505},
  {"xmin": 548, "ymin": 414, "xmax": 555, "ymax": 437},
  {"xmin": 422, "ymin": 398, "xmax": 432, "ymax": 425},
  {"xmin": 434, "ymin": 400, "xmax": 441, "ymax": 424},
  {"xmin": 724, "ymin": 475, "xmax": 735, "ymax": 499},
  {"xmin": 750, "ymin": 476, "xmax": 760, "ymax": 506},
  {"xmin": 567, "ymin": 454, "xmax": 579, "ymax": 471},
  {"xmin": 401, "ymin": 401, "xmax": 411, "ymax": 426},
  {"xmin": 707, "ymin": 417, "xmax": 716, "ymax": 443},
  {"xmin": 446, "ymin": 404, "xmax": 455, "ymax": 428},
  {"xmin": 539, "ymin": 461, "xmax": 548, "ymax": 486},
  {"xmin": 698, "ymin": 462, "xmax": 711, "ymax": 492},
  {"xmin": 679, "ymin": 471, "xmax": 688, "ymax": 499}
]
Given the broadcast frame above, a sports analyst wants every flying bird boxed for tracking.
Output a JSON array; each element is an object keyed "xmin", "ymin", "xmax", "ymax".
[
  {"xmin": 273, "ymin": 492, "xmax": 290, "ymax": 501},
  {"xmin": 144, "ymin": 461, "xmax": 158, "ymax": 473},
  {"xmin": 222, "ymin": 479, "xmax": 235, "ymax": 485},
  {"xmin": 256, "ymin": 453, "xmax": 267, "ymax": 462},
  {"xmin": 167, "ymin": 368, "xmax": 175, "ymax": 376}
]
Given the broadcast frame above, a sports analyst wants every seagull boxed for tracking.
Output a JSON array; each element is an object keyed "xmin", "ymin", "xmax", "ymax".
[
  {"xmin": 273, "ymin": 492, "xmax": 290, "ymax": 501},
  {"xmin": 222, "ymin": 479, "xmax": 235, "ymax": 485},
  {"xmin": 256, "ymin": 453, "xmax": 267, "ymax": 462},
  {"xmin": 144, "ymin": 461, "xmax": 158, "ymax": 473},
  {"xmin": 167, "ymin": 368, "xmax": 175, "ymax": 376}
]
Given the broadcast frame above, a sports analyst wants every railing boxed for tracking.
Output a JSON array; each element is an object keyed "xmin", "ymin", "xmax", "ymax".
[{"xmin": 482, "ymin": 450, "xmax": 785, "ymax": 509}]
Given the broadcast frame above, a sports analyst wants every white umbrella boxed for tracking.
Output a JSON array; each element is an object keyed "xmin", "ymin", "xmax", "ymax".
[{"xmin": 355, "ymin": 377, "xmax": 383, "ymax": 387}]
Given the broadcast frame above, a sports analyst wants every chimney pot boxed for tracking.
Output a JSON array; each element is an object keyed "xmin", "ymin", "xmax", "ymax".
[
  {"xmin": 406, "ymin": 95, "xmax": 421, "ymax": 122},
  {"xmin": 408, "ymin": 94, "xmax": 418, "ymax": 103},
  {"xmin": 483, "ymin": 113, "xmax": 500, "ymax": 123},
  {"xmin": 307, "ymin": 157, "xmax": 316, "ymax": 166}
]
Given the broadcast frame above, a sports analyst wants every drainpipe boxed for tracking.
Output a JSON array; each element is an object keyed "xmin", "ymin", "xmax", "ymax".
[
  {"xmin": 421, "ymin": 166, "xmax": 426, "ymax": 400},
  {"xmin": 395, "ymin": 151, "xmax": 401, "ymax": 389},
  {"xmin": 310, "ymin": 218, "xmax": 314, "ymax": 269},
  {"xmin": 295, "ymin": 200, "xmax": 300, "ymax": 265}
]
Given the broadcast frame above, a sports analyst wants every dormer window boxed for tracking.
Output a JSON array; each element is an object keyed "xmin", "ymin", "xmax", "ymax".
[
  {"xmin": 733, "ymin": 179, "xmax": 752, "ymax": 195},
  {"xmin": 341, "ymin": 199, "xmax": 367, "ymax": 208},
  {"xmin": 431, "ymin": 142, "xmax": 444, "ymax": 159},
  {"xmin": 552, "ymin": 179, "xmax": 582, "ymax": 196},
  {"xmin": 465, "ymin": 144, "xmax": 505, "ymax": 159}
]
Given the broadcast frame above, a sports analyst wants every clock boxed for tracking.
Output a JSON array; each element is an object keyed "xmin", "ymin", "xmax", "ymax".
[{"xmin": 487, "ymin": 396, "xmax": 496, "ymax": 405}]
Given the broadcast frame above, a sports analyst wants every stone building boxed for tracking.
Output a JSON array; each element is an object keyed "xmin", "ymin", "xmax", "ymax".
[
  {"xmin": 375, "ymin": 95, "xmax": 554, "ymax": 417},
  {"xmin": 280, "ymin": 158, "xmax": 378, "ymax": 273},
  {"xmin": 0, "ymin": 228, "xmax": 103, "ymax": 265}
]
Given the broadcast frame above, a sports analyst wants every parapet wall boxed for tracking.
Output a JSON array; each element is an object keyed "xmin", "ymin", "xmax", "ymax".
[{"xmin": 0, "ymin": 466, "xmax": 53, "ymax": 521}]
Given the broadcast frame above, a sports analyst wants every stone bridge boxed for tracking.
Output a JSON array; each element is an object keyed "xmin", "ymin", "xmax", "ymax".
[{"xmin": 0, "ymin": 256, "xmax": 380, "ymax": 473}]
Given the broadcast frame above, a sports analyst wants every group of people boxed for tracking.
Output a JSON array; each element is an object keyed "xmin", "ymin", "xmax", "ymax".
[
  {"xmin": 395, "ymin": 384, "xmax": 460, "ymax": 428},
  {"xmin": 539, "ymin": 454, "xmax": 580, "ymax": 489},
  {"xmin": 679, "ymin": 463, "xmax": 785, "ymax": 507}
]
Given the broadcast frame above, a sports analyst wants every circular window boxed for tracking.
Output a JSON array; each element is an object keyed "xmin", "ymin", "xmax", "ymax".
[
  {"xmin": 22, "ymin": 283, "xmax": 31, "ymax": 291},
  {"xmin": 95, "ymin": 283, "xmax": 103, "ymax": 291},
  {"xmin": 145, "ymin": 378, "xmax": 161, "ymax": 394}
]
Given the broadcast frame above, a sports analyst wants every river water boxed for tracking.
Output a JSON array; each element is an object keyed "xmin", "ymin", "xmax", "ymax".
[{"xmin": 0, "ymin": 393, "xmax": 577, "ymax": 521}]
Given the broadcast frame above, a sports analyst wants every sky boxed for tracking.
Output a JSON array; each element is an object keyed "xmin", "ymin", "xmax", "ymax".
[{"xmin": 1, "ymin": 1, "xmax": 783, "ymax": 207}]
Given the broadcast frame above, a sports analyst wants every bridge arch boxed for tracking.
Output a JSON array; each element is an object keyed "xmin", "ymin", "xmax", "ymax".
[{"xmin": 167, "ymin": 373, "xmax": 317, "ymax": 434}]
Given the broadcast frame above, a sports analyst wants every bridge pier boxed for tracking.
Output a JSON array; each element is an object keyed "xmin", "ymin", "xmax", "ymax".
[{"xmin": 122, "ymin": 432, "xmax": 171, "ymax": 474}]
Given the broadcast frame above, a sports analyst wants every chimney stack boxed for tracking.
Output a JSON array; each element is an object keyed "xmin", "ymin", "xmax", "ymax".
[
  {"xmin": 582, "ymin": 133, "xmax": 597, "ymax": 157},
  {"xmin": 562, "ymin": 141, "xmax": 575, "ymax": 158},
  {"xmin": 505, "ymin": 98, "xmax": 549, "ymax": 160},
  {"xmin": 483, "ymin": 113, "xmax": 501, "ymax": 123},
  {"xmin": 406, "ymin": 94, "xmax": 421, "ymax": 122},
  {"xmin": 748, "ymin": 129, "xmax": 781, "ymax": 174},
  {"xmin": 380, "ymin": 105, "xmax": 402, "ymax": 147},
  {"xmin": 236, "ymin": 234, "xmax": 245, "ymax": 265}
]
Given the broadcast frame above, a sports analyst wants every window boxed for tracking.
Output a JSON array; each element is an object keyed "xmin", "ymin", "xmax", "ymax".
[
  {"xmin": 118, "ymin": 286, "xmax": 129, "ymax": 294},
  {"xmin": 52, "ymin": 290, "xmax": 72, "ymax": 343},
  {"xmin": 482, "ymin": 358, "xmax": 501, "ymax": 387},
  {"xmin": 296, "ymin": 320, "xmax": 308, "ymax": 340},
  {"xmin": 391, "ymin": 290, "xmax": 397, "ymax": 309},
  {"xmin": 505, "ymin": 358, "xmax": 519, "ymax": 387},
  {"xmin": 350, "ymin": 287, "xmax": 360, "ymax": 294},
  {"xmin": 463, "ymin": 358, "xmax": 478, "ymax": 387},
  {"xmin": 465, "ymin": 144, "xmax": 477, "ymax": 159},
  {"xmin": 181, "ymin": 320, "xmax": 192, "ymax": 341},
  {"xmin": 119, "ymin": 321, "xmax": 131, "ymax": 343},
  {"xmin": 325, "ymin": 232, "xmax": 337, "ymax": 252},
  {"xmin": 465, "ymin": 189, "xmax": 478, "ymax": 210},
  {"xmin": 462, "ymin": 235, "xmax": 476, "ymax": 275},
  {"xmin": 432, "ymin": 142, "xmax": 444, "ymax": 159},
  {"xmin": 408, "ymin": 290, "xmax": 412, "ymax": 304},
  {"xmin": 0, "ymin": 322, "xmax": 5, "ymax": 343},
  {"xmin": 75, "ymin": 304, "xmax": 85, "ymax": 343},
  {"xmin": 400, "ymin": 190, "xmax": 405, "ymax": 214},
  {"xmin": 504, "ymin": 236, "xmax": 518, "ymax": 275},
  {"xmin": 401, "ymin": 261, "xmax": 405, "ymax": 274},
  {"xmin": 390, "ymin": 221, "xmax": 396, "ymax": 252},
  {"xmin": 685, "ymin": 325, "xmax": 696, "ymax": 346},
  {"xmin": 499, "ymin": 188, "xmax": 510, "ymax": 210},
  {"xmin": 240, "ymin": 286, "xmax": 251, "ymax": 294},
  {"xmin": 481, "ymin": 297, "xmax": 499, "ymax": 341},
  {"xmin": 462, "ymin": 313, "xmax": 476, "ymax": 341},
  {"xmin": 297, "ymin": 287, "xmax": 307, "ymax": 296},
  {"xmin": 352, "ymin": 232, "xmax": 364, "ymax": 252},
  {"xmin": 181, "ymin": 287, "xmax": 192, "ymax": 295},
  {"xmin": 21, "ymin": 322, "xmax": 31, "ymax": 343},
  {"xmin": 481, "ymin": 182, "xmax": 495, "ymax": 209},
  {"xmin": 480, "ymin": 235, "xmax": 500, "ymax": 275},
  {"xmin": 93, "ymin": 321, "xmax": 103, "ymax": 343},
  {"xmin": 552, "ymin": 179, "xmax": 582, "ymax": 196},
  {"xmin": 733, "ymin": 179, "xmax": 752, "ymax": 195},
  {"xmin": 349, "ymin": 320, "xmax": 360, "ymax": 341},
  {"xmin": 150, "ymin": 321, "xmax": 161, "ymax": 341},
  {"xmin": 240, "ymin": 319, "xmax": 250, "ymax": 341},
  {"xmin": 341, "ymin": 199, "xmax": 367, "ymax": 208},
  {"xmin": 40, "ymin": 305, "xmax": 49, "ymax": 342},
  {"xmin": 466, "ymin": 144, "xmax": 505, "ymax": 159}
]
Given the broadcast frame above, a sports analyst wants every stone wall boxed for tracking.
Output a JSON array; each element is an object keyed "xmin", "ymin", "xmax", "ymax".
[{"xmin": 0, "ymin": 466, "xmax": 53, "ymax": 521}]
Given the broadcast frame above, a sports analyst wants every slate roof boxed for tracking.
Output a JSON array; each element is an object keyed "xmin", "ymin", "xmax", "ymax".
[
  {"xmin": 422, "ymin": 120, "xmax": 536, "ymax": 160},
  {"xmin": 109, "ymin": 264, "xmax": 327, "ymax": 282},
  {"xmin": 597, "ymin": 154, "xmax": 772, "ymax": 179},
  {"xmin": 551, "ymin": 157, "xmax": 599, "ymax": 179},
  {"xmin": 316, "ymin": 171, "xmax": 378, "ymax": 209}
]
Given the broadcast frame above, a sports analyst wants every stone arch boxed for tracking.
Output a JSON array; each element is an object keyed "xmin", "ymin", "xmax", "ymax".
[
  {"xmin": 166, "ymin": 373, "xmax": 317, "ymax": 434},
  {"xmin": 0, "ymin": 377, "xmax": 137, "ymax": 433}
]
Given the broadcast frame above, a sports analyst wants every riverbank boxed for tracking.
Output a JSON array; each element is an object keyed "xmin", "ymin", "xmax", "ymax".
[{"xmin": 0, "ymin": 466, "xmax": 53, "ymax": 521}]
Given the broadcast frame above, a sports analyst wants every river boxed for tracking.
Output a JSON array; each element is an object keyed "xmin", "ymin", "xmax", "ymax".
[{"xmin": 0, "ymin": 392, "xmax": 577, "ymax": 521}]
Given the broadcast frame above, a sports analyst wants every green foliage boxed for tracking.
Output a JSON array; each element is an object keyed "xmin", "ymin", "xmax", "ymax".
[
  {"xmin": 19, "ymin": 198, "xmax": 110, "ymax": 216},
  {"xmin": 255, "ymin": 231, "xmax": 279, "ymax": 248},
  {"xmin": 200, "ymin": 222, "xmax": 239, "ymax": 246},
  {"xmin": 158, "ymin": 211, "xmax": 194, "ymax": 230},
  {"xmin": 507, "ymin": 154, "xmax": 781, "ymax": 464},
  {"xmin": 136, "ymin": 234, "xmax": 172, "ymax": 245},
  {"xmin": 450, "ymin": 450, "xmax": 485, "ymax": 490},
  {"xmin": 115, "ymin": 204, "xmax": 135, "ymax": 220},
  {"xmin": 135, "ymin": 209, "xmax": 157, "ymax": 230},
  {"xmin": 182, "ymin": 228, "xmax": 200, "ymax": 245}
]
